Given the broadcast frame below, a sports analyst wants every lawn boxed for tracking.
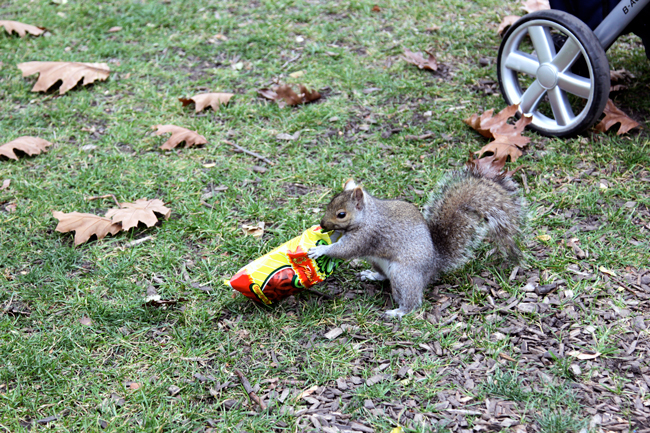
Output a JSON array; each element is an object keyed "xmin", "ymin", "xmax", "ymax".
[{"xmin": 1, "ymin": 0, "xmax": 649, "ymax": 432}]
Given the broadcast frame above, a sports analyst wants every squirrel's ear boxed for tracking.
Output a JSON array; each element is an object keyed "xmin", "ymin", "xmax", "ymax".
[
  {"xmin": 353, "ymin": 186, "xmax": 365, "ymax": 210},
  {"xmin": 343, "ymin": 178, "xmax": 357, "ymax": 191}
]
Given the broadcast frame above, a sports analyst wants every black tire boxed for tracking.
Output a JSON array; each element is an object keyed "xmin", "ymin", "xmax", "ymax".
[{"xmin": 497, "ymin": 10, "xmax": 610, "ymax": 137}]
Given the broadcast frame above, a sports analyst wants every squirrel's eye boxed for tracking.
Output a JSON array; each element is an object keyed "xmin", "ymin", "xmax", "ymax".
[{"xmin": 336, "ymin": 212, "xmax": 346, "ymax": 219}]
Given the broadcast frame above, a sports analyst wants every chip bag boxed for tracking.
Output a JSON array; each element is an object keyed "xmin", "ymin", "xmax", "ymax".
[{"xmin": 225, "ymin": 226, "xmax": 341, "ymax": 305}]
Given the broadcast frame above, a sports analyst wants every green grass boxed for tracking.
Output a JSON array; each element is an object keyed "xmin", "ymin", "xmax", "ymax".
[{"xmin": 1, "ymin": 0, "xmax": 649, "ymax": 432}]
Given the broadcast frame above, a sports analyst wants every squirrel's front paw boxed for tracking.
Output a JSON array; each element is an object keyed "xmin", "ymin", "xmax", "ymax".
[{"xmin": 308, "ymin": 244, "xmax": 331, "ymax": 259}]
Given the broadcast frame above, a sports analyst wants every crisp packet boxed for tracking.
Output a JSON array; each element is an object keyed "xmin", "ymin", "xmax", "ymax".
[{"xmin": 225, "ymin": 226, "xmax": 341, "ymax": 305}]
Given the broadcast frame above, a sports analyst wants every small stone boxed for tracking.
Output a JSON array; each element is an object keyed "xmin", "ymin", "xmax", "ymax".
[
  {"xmin": 363, "ymin": 399, "xmax": 375, "ymax": 409},
  {"xmin": 168, "ymin": 385, "xmax": 181, "ymax": 396},
  {"xmin": 571, "ymin": 364, "xmax": 582, "ymax": 375}
]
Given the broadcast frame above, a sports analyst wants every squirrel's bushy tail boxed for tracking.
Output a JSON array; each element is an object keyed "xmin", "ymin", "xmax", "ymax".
[{"xmin": 424, "ymin": 164, "xmax": 524, "ymax": 272}]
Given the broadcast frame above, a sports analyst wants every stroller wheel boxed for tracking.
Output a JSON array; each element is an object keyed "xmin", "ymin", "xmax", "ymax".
[{"xmin": 497, "ymin": 10, "xmax": 610, "ymax": 137}]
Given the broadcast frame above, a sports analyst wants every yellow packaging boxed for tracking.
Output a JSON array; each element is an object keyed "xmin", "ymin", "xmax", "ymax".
[{"xmin": 225, "ymin": 226, "xmax": 341, "ymax": 305}]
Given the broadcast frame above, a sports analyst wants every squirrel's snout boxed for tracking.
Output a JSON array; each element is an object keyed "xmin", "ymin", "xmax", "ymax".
[{"xmin": 320, "ymin": 219, "xmax": 332, "ymax": 231}]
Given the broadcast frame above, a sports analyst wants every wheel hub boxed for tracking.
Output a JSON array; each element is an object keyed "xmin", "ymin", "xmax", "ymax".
[{"xmin": 536, "ymin": 63, "xmax": 559, "ymax": 89}]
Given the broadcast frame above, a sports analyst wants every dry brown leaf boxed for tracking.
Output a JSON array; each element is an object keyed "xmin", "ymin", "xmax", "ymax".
[
  {"xmin": 372, "ymin": 5, "xmax": 381, "ymax": 12},
  {"xmin": 0, "ymin": 179, "xmax": 10, "ymax": 190},
  {"xmin": 297, "ymin": 385, "xmax": 318, "ymax": 400},
  {"xmin": 610, "ymin": 68, "xmax": 635, "ymax": 82},
  {"xmin": 598, "ymin": 266, "xmax": 616, "ymax": 277},
  {"xmin": 107, "ymin": 26, "xmax": 122, "ymax": 33},
  {"xmin": 466, "ymin": 152, "xmax": 522, "ymax": 179},
  {"xmin": 473, "ymin": 113, "xmax": 532, "ymax": 162},
  {"xmin": 242, "ymin": 222, "xmax": 265, "ymax": 239},
  {"xmin": 5, "ymin": 203, "xmax": 17, "ymax": 213},
  {"xmin": 179, "ymin": 92, "xmax": 234, "ymax": 112},
  {"xmin": 105, "ymin": 198, "xmax": 171, "ymax": 231},
  {"xmin": 521, "ymin": 0, "xmax": 550, "ymax": 13},
  {"xmin": 594, "ymin": 99, "xmax": 640, "ymax": 135},
  {"xmin": 0, "ymin": 136, "xmax": 52, "ymax": 160},
  {"xmin": 464, "ymin": 104, "xmax": 524, "ymax": 138},
  {"xmin": 79, "ymin": 316, "xmax": 93, "ymax": 326},
  {"xmin": 53, "ymin": 211, "xmax": 122, "ymax": 245},
  {"xmin": 144, "ymin": 284, "xmax": 185, "ymax": 307},
  {"xmin": 127, "ymin": 382, "xmax": 141, "ymax": 390},
  {"xmin": 476, "ymin": 135, "xmax": 525, "ymax": 162},
  {"xmin": 401, "ymin": 49, "xmax": 438, "ymax": 71},
  {"xmin": 498, "ymin": 15, "xmax": 521, "ymax": 35},
  {"xmin": 153, "ymin": 124, "xmax": 208, "ymax": 150},
  {"xmin": 567, "ymin": 350, "xmax": 601, "ymax": 360},
  {"xmin": 18, "ymin": 62, "xmax": 110, "ymax": 95},
  {"xmin": 0, "ymin": 20, "xmax": 45, "ymax": 37},
  {"xmin": 257, "ymin": 84, "xmax": 321, "ymax": 107}
]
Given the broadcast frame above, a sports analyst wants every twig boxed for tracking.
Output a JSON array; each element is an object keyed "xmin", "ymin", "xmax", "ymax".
[
  {"xmin": 86, "ymin": 194, "xmax": 120, "ymax": 208},
  {"xmin": 234, "ymin": 369, "xmax": 267, "ymax": 410},
  {"xmin": 201, "ymin": 201, "xmax": 216, "ymax": 210},
  {"xmin": 223, "ymin": 140, "xmax": 275, "ymax": 166},
  {"xmin": 122, "ymin": 236, "xmax": 153, "ymax": 248},
  {"xmin": 281, "ymin": 53, "xmax": 301, "ymax": 69}
]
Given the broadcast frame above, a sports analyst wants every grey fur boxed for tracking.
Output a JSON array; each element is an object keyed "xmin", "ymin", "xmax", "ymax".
[{"xmin": 309, "ymin": 167, "xmax": 524, "ymax": 318}]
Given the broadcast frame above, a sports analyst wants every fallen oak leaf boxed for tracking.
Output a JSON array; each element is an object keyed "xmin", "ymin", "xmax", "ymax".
[
  {"xmin": 242, "ymin": 222, "xmax": 265, "ymax": 239},
  {"xmin": 567, "ymin": 350, "xmax": 601, "ymax": 360},
  {"xmin": 594, "ymin": 99, "xmax": 640, "ymax": 135},
  {"xmin": 18, "ymin": 62, "xmax": 110, "ymax": 95},
  {"xmin": 257, "ymin": 84, "xmax": 321, "ymax": 107},
  {"xmin": 466, "ymin": 151, "xmax": 521, "ymax": 179},
  {"xmin": 401, "ymin": 48, "xmax": 438, "ymax": 71},
  {"xmin": 144, "ymin": 284, "xmax": 186, "ymax": 307},
  {"xmin": 153, "ymin": 124, "xmax": 207, "ymax": 150},
  {"xmin": 610, "ymin": 68, "xmax": 634, "ymax": 82},
  {"xmin": 475, "ymin": 134, "xmax": 525, "ymax": 162},
  {"xmin": 497, "ymin": 15, "xmax": 520, "ymax": 36},
  {"xmin": 52, "ymin": 211, "xmax": 121, "ymax": 245},
  {"xmin": 105, "ymin": 198, "xmax": 171, "ymax": 231},
  {"xmin": 464, "ymin": 104, "xmax": 521, "ymax": 138},
  {"xmin": 521, "ymin": 0, "xmax": 550, "ymax": 13},
  {"xmin": 179, "ymin": 92, "xmax": 234, "ymax": 112},
  {"xmin": 0, "ymin": 20, "xmax": 45, "ymax": 37},
  {"xmin": 0, "ymin": 136, "xmax": 52, "ymax": 160}
]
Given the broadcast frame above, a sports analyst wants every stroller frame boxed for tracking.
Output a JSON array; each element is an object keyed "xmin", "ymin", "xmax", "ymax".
[{"xmin": 497, "ymin": 0, "xmax": 649, "ymax": 136}]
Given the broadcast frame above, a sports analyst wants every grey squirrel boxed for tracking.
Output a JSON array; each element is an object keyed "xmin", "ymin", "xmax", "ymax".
[{"xmin": 308, "ymin": 162, "xmax": 524, "ymax": 318}]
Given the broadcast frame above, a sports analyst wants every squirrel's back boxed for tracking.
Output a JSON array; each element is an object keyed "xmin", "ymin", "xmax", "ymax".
[{"xmin": 424, "ymin": 165, "xmax": 524, "ymax": 272}]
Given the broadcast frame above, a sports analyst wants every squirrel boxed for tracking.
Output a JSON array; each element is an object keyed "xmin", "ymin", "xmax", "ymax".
[{"xmin": 308, "ymin": 162, "xmax": 524, "ymax": 319}]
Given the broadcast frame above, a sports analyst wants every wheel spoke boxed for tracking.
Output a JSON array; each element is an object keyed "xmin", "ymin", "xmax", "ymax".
[
  {"xmin": 528, "ymin": 25, "xmax": 555, "ymax": 64},
  {"xmin": 504, "ymin": 51, "xmax": 540, "ymax": 76},
  {"xmin": 547, "ymin": 87, "xmax": 575, "ymax": 126},
  {"xmin": 551, "ymin": 37, "xmax": 581, "ymax": 72},
  {"xmin": 519, "ymin": 80, "xmax": 546, "ymax": 113},
  {"xmin": 557, "ymin": 72, "xmax": 591, "ymax": 98}
]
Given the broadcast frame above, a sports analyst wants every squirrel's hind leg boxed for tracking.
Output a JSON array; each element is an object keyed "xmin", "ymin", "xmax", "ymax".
[{"xmin": 382, "ymin": 266, "xmax": 425, "ymax": 319}]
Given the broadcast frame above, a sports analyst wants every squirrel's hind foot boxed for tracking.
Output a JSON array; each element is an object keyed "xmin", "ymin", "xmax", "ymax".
[
  {"xmin": 382, "ymin": 308, "xmax": 406, "ymax": 320},
  {"xmin": 359, "ymin": 270, "xmax": 387, "ymax": 282}
]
